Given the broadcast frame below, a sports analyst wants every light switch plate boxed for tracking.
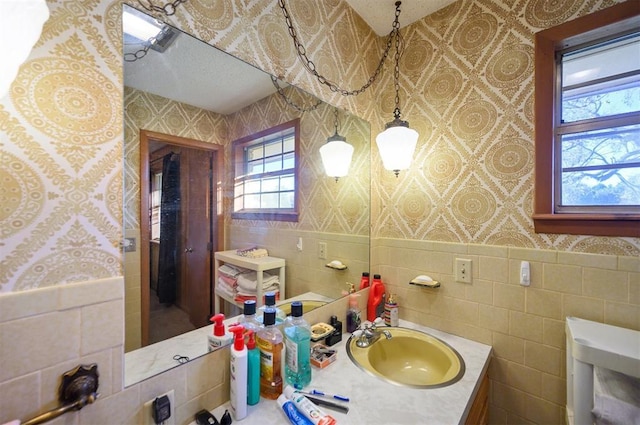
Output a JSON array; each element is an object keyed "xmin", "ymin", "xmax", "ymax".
[{"xmin": 455, "ymin": 258, "xmax": 472, "ymax": 283}]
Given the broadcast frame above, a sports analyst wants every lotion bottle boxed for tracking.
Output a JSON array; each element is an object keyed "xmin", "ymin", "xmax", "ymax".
[
  {"xmin": 384, "ymin": 293, "xmax": 399, "ymax": 327},
  {"xmin": 247, "ymin": 330, "xmax": 260, "ymax": 405},
  {"xmin": 229, "ymin": 325, "xmax": 248, "ymax": 420},
  {"xmin": 208, "ymin": 314, "xmax": 233, "ymax": 351}
]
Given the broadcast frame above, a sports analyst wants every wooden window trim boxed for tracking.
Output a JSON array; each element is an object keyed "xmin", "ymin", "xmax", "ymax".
[
  {"xmin": 231, "ymin": 119, "xmax": 300, "ymax": 222},
  {"xmin": 533, "ymin": 1, "xmax": 640, "ymax": 237}
]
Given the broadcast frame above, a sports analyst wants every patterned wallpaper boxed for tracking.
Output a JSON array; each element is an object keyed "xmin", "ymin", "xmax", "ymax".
[
  {"xmin": 123, "ymin": 87, "xmax": 227, "ymax": 230},
  {"xmin": 1, "ymin": 0, "xmax": 637, "ymax": 293},
  {"xmin": 225, "ymin": 85, "xmax": 371, "ymax": 237},
  {"xmin": 370, "ymin": 0, "xmax": 639, "ymax": 256}
]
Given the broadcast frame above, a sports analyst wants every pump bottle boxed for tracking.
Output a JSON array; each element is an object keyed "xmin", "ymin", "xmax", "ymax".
[
  {"xmin": 257, "ymin": 308, "xmax": 284, "ymax": 399},
  {"xmin": 284, "ymin": 301, "xmax": 312, "ymax": 389},
  {"xmin": 247, "ymin": 330, "xmax": 260, "ymax": 405},
  {"xmin": 346, "ymin": 293, "xmax": 361, "ymax": 333},
  {"xmin": 229, "ymin": 325, "xmax": 248, "ymax": 420},
  {"xmin": 208, "ymin": 314, "xmax": 233, "ymax": 351}
]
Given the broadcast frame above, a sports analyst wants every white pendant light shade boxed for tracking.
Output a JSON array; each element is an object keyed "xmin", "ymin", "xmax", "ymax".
[
  {"xmin": 320, "ymin": 136, "xmax": 354, "ymax": 180},
  {"xmin": 0, "ymin": 0, "xmax": 49, "ymax": 98},
  {"xmin": 376, "ymin": 124, "xmax": 418, "ymax": 174}
]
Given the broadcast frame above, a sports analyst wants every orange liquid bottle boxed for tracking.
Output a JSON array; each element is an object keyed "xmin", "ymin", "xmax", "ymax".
[{"xmin": 257, "ymin": 309, "xmax": 283, "ymax": 399}]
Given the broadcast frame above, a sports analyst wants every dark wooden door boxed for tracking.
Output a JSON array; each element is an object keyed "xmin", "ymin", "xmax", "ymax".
[{"xmin": 181, "ymin": 147, "xmax": 214, "ymax": 328}]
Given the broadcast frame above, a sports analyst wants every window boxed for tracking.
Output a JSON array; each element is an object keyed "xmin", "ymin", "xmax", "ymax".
[
  {"xmin": 232, "ymin": 119, "xmax": 300, "ymax": 221},
  {"xmin": 150, "ymin": 171, "xmax": 162, "ymax": 240},
  {"xmin": 534, "ymin": 2, "xmax": 640, "ymax": 237}
]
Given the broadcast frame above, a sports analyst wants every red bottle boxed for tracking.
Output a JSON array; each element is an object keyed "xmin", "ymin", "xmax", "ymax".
[
  {"xmin": 367, "ymin": 274, "xmax": 385, "ymax": 322},
  {"xmin": 359, "ymin": 272, "xmax": 370, "ymax": 290}
]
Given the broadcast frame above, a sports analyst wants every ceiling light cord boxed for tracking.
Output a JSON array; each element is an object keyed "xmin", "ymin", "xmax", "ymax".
[{"xmin": 278, "ymin": 0, "xmax": 402, "ymax": 97}]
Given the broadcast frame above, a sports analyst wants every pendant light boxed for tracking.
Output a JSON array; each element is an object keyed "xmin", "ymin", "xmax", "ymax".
[
  {"xmin": 375, "ymin": 1, "xmax": 418, "ymax": 177},
  {"xmin": 320, "ymin": 109, "xmax": 354, "ymax": 182}
]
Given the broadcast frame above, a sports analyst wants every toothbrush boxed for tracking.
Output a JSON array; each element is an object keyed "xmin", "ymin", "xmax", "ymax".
[{"xmin": 308, "ymin": 389, "xmax": 350, "ymax": 402}]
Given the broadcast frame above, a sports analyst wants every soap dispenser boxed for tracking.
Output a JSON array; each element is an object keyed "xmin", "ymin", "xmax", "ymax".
[
  {"xmin": 208, "ymin": 313, "xmax": 233, "ymax": 351},
  {"xmin": 346, "ymin": 293, "xmax": 361, "ymax": 333},
  {"xmin": 247, "ymin": 330, "xmax": 260, "ymax": 406},
  {"xmin": 229, "ymin": 325, "xmax": 248, "ymax": 420}
]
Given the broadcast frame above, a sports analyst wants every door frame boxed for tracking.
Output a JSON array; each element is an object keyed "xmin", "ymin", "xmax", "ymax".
[{"xmin": 139, "ymin": 129, "xmax": 224, "ymax": 347}]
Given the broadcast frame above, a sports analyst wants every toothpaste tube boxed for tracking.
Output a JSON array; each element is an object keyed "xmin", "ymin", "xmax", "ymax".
[
  {"xmin": 278, "ymin": 394, "xmax": 314, "ymax": 425},
  {"xmin": 283, "ymin": 385, "xmax": 337, "ymax": 425}
]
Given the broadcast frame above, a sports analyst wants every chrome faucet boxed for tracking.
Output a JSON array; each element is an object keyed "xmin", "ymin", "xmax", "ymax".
[{"xmin": 354, "ymin": 318, "xmax": 392, "ymax": 348}]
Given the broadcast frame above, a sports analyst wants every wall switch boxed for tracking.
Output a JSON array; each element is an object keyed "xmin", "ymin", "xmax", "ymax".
[
  {"xmin": 296, "ymin": 237, "xmax": 303, "ymax": 252},
  {"xmin": 455, "ymin": 258, "xmax": 472, "ymax": 283},
  {"xmin": 143, "ymin": 390, "xmax": 175, "ymax": 425},
  {"xmin": 318, "ymin": 242, "xmax": 327, "ymax": 260},
  {"xmin": 520, "ymin": 261, "xmax": 531, "ymax": 286},
  {"xmin": 123, "ymin": 237, "xmax": 136, "ymax": 252}
]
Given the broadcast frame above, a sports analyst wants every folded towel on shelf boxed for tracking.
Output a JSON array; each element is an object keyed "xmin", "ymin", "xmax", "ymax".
[
  {"xmin": 218, "ymin": 263, "xmax": 249, "ymax": 278},
  {"xmin": 236, "ymin": 246, "xmax": 269, "ymax": 258},
  {"xmin": 216, "ymin": 278, "xmax": 236, "ymax": 298},
  {"xmin": 237, "ymin": 271, "xmax": 279, "ymax": 292},
  {"xmin": 218, "ymin": 273, "xmax": 237, "ymax": 288},
  {"xmin": 593, "ymin": 366, "xmax": 640, "ymax": 425},
  {"xmin": 236, "ymin": 282, "xmax": 279, "ymax": 297},
  {"xmin": 235, "ymin": 290, "xmax": 279, "ymax": 304}
]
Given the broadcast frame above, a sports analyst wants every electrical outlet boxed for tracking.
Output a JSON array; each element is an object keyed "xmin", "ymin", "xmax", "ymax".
[
  {"xmin": 318, "ymin": 242, "xmax": 327, "ymax": 259},
  {"xmin": 123, "ymin": 237, "xmax": 136, "ymax": 252},
  {"xmin": 455, "ymin": 258, "xmax": 472, "ymax": 283},
  {"xmin": 143, "ymin": 390, "xmax": 175, "ymax": 425}
]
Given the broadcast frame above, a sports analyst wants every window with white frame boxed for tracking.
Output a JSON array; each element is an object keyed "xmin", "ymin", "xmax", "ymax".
[
  {"xmin": 232, "ymin": 119, "xmax": 300, "ymax": 222},
  {"xmin": 557, "ymin": 33, "xmax": 640, "ymax": 211},
  {"xmin": 533, "ymin": 2, "xmax": 640, "ymax": 237}
]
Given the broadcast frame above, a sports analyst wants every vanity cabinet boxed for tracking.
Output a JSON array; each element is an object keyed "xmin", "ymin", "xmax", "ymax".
[
  {"xmin": 213, "ymin": 250, "xmax": 286, "ymax": 313},
  {"xmin": 465, "ymin": 370, "xmax": 489, "ymax": 425}
]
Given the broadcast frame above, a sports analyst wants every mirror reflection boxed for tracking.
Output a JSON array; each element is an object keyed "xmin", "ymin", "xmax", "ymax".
[{"xmin": 122, "ymin": 5, "xmax": 370, "ymax": 383}]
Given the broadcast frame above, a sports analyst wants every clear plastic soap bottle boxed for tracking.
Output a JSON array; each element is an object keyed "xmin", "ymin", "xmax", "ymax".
[
  {"xmin": 284, "ymin": 301, "xmax": 312, "ymax": 389},
  {"xmin": 240, "ymin": 299, "xmax": 263, "ymax": 338},
  {"xmin": 257, "ymin": 308, "xmax": 284, "ymax": 399},
  {"xmin": 257, "ymin": 291, "xmax": 285, "ymax": 325}
]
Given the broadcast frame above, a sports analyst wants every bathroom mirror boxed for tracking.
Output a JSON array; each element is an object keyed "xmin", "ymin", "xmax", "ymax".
[{"xmin": 122, "ymin": 4, "xmax": 370, "ymax": 385}]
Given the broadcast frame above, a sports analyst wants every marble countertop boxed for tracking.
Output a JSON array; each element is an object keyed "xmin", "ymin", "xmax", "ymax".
[
  {"xmin": 204, "ymin": 319, "xmax": 492, "ymax": 425},
  {"xmin": 125, "ymin": 292, "xmax": 335, "ymax": 386}
]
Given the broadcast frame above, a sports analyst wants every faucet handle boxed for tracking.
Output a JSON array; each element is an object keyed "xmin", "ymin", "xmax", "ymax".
[{"xmin": 373, "ymin": 317, "xmax": 384, "ymax": 327}]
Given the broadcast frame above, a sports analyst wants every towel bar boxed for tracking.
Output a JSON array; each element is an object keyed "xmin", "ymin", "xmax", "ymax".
[{"xmin": 22, "ymin": 364, "xmax": 99, "ymax": 425}]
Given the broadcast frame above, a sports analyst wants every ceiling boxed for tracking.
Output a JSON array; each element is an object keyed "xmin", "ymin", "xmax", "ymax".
[
  {"xmin": 123, "ymin": 1, "xmax": 456, "ymax": 115},
  {"xmin": 345, "ymin": 0, "xmax": 457, "ymax": 36}
]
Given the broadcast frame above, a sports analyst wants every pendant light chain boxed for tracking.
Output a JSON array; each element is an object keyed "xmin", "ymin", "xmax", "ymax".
[
  {"xmin": 392, "ymin": 6, "xmax": 404, "ymax": 121},
  {"xmin": 137, "ymin": 0, "xmax": 186, "ymax": 16},
  {"xmin": 278, "ymin": 0, "xmax": 401, "ymax": 97},
  {"xmin": 271, "ymin": 75, "xmax": 323, "ymax": 112},
  {"xmin": 334, "ymin": 108, "xmax": 340, "ymax": 134}
]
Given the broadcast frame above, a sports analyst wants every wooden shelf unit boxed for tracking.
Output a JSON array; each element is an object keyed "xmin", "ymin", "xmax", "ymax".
[{"xmin": 214, "ymin": 250, "xmax": 286, "ymax": 313}]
